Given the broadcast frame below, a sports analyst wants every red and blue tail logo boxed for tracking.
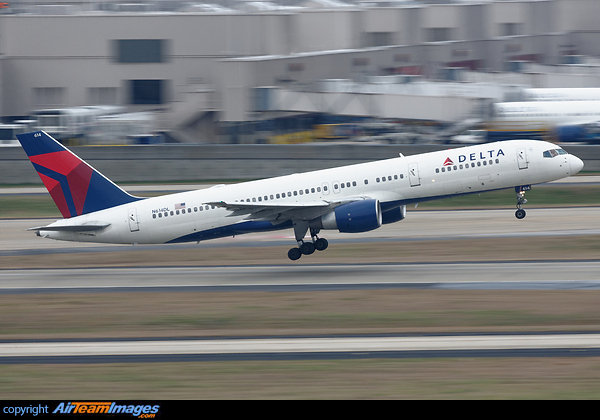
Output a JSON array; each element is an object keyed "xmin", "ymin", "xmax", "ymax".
[{"xmin": 17, "ymin": 131, "xmax": 141, "ymax": 218}]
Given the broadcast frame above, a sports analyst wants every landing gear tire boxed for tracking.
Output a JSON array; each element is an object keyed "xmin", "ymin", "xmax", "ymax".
[
  {"xmin": 314, "ymin": 238, "xmax": 329, "ymax": 251},
  {"xmin": 288, "ymin": 247, "xmax": 302, "ymax": 261},
  {"xmin": 300, "ymin": 242, "xmax": 315, "ymax": 255},
  {"xmin": 515, "ymin": 209, "xmax": 526, "ymax": 220}
]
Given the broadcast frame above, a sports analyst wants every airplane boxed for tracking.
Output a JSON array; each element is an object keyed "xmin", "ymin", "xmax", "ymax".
[
  {"xmin": 493, "ymin": 100, "xmax": 600, "ymax": 126},
  {"xmin": 492, "ymin": 100, "xmax": 600, "ymax": 142},
  {"xmin": 17, "ymin": 130, "xmax": 584, "ymax": 261},
  {"xmin": 523, "ymin": 88, "xmax": 600, "ymax": 102}
]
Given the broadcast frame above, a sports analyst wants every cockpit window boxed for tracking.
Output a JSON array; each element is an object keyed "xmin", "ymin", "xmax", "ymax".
[{"xmin": 543, "ymin": 148, "xmax": 567, "ymax": 158}]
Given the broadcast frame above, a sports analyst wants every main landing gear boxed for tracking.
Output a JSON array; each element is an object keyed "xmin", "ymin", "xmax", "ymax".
[
  {"xmin": 288, "ymin": 222, "xmax": 329, "ymax": 261},
  {"xmin": 515, "ymin": 185, "xmax": 531, "ymax": 220}
]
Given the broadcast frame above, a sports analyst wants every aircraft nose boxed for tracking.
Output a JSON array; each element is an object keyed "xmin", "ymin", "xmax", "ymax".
[{"xmin": 570, "ymin": 155, "xmax": 584, "ymax": 174}]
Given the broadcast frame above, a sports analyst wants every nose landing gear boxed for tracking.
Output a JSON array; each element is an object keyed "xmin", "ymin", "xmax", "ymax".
[{"xmin": 515, "ymin": 185, "xmax": 531, "ymax": 219}]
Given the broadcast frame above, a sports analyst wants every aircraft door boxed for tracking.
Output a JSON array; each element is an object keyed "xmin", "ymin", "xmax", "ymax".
[
  {"xmin": 408, "ymin": 163, "xmax": 421, "ymax": 187},
  {"xmin": 128, "ymin": 208, "xmax": 140, "ymax": 232},
  {"xmin": 517, "ymin": 148, "xmax": 529, "ymax": 170}
]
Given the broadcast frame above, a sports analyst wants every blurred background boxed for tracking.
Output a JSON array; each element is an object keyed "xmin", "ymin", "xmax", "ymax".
[{"xmin": 3, "ymin": 0, "xmax": 600, "ymax": 183}]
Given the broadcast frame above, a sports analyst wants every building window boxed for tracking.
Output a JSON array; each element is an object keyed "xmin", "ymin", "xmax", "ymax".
[
  {"xmin": 129, "ymin": 79, "xmax": 166, "ymax": 105},
  {"xmin": 114, "ymin": 39, "xmax": 168, "ymax": 63},
  {"xmin": 88, "ymin": 87, "xmax": 118, "ymax": 105},
  {"xmin": 33, "ymin": 87, "xmax": 65, "ymax": 107}
]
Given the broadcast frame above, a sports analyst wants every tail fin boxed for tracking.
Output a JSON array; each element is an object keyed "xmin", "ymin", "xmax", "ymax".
[{"xmin": 17, "ymin": 131, "xmax": 141, "ymax": 218}]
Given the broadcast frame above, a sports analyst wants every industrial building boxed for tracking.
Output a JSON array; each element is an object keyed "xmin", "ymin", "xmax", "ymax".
[{"xmin": 2, "ymin": 0, "xmax": 600, "ymax": 143}]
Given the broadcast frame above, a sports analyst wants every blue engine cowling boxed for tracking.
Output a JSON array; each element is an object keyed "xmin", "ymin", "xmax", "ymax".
[
  {"xmin": 382, "ymin": 205, "xmax": 406, "ymax": 225},
  {"xmin": 318, "ymin": 199, "xmax": 382, "ymax": 233}
]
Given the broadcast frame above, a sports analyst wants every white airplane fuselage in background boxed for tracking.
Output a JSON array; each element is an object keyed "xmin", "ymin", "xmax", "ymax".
[
  {"xmin": 493, "ymin": 100, "xmax": 600, "ymax": 126},
  {"xmin": 523, "ymin": 88, "xmax": 600, "ymax": 102},
  {"xmin": 19, "ymin": 131, "xmax": 583, "ymax": 260}
]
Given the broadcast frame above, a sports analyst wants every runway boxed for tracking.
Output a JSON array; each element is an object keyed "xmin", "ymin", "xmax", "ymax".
[
  {"xmin": 2, "ymin": 261, "xmax": 600, "ymax": 294},
  {"xmin": 3, "ymin": 333, "xmax": 600, "ymax": 364},
  {"xmin": 2, "ymin": 204, "xmax": 600, "ymax": 364}
]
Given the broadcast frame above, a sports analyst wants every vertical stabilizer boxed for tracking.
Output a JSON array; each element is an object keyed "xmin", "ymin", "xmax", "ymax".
[{"xmin": 17, "ymin": 131, "xmax": 141, "ymax": 218}]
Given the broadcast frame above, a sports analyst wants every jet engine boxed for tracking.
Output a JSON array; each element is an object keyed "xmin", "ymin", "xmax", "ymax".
[
  {"xmin": 382, "ymin": 205, "xmax": 406, "ymax": 225},
  {"xmin": 313, "ymin": 199, "xmax": 382, "ymax": 233}
]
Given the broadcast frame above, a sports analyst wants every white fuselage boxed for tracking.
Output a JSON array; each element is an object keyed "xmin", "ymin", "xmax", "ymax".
[
  {"xmin": 523, "ymin": 88, "xmax": 600, "ymax": 102},
  {"xmin": 493, "ymin": 101, "xmax": 600, "ymax": 126},
  {"xmin": 39, "ymin": 140, "xmax": 582, "ymax": 244}
]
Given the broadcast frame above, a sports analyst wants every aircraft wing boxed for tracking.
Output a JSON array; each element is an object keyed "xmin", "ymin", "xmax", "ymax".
[{"xmin": 204, "ymin": 198, "xmax": 361, "ymax": 222}]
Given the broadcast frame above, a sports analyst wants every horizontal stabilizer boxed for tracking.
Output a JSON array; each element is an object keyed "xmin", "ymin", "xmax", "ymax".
[{"xmin": 28, "ymin": 223, "xmax": 110, "ymax": 232}]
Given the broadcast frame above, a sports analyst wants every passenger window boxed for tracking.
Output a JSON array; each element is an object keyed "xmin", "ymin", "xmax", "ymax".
[
  {"xmin": 352, "ymin": 181, "xmax": 357, "ymax": 186},
  {"xmin": 153, "ymin": 214, "xmax": 157, "ymax": 219},
  {"xmin": 364, "ymin": 179, "xmax": 368, "ymax": 185},
  {"xmin": 436, "ymin": 168, "xmax": 440, "ymax": 173}
]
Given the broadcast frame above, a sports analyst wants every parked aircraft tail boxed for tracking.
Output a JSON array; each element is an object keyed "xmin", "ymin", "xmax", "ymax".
[{"xmin": 17, "ymin": 131, "xmax": 141, "ymax": 218}]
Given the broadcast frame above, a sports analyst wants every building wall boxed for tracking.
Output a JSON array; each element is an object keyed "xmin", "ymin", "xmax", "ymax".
[{"xmin": 1, "ymin": 1, "xmax": 600, "ymax": 126}]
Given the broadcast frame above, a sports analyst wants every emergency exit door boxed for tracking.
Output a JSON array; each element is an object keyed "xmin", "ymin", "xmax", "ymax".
[
  {"xmin": 408, "ymin": 163, "xmax": 421, "ymax": 187},
  {"xmin": 128, "ymin": 208, "xmax": 139, "ymax": 232}
]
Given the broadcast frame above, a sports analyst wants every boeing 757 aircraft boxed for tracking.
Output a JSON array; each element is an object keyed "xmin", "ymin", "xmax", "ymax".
[{"xmin": 17, "ymin": 131, "xmax": 584, "ymax": 260}]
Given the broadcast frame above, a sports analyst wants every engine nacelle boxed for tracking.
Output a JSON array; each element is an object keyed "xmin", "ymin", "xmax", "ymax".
[
  {"xmin": 316, "ymin": 199, "xmax": 382, "ymax": 233},
  {"xmin": 382, "ymin": 205, "xmax": 406, "ymax": 225}
]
